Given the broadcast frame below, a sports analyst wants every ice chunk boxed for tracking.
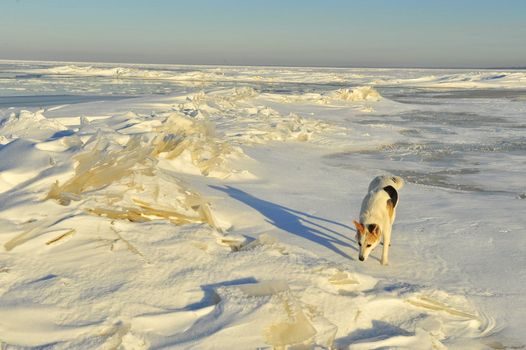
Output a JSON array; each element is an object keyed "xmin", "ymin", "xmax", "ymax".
[
  {"xmin": 152, "ymin": 112, "xmax": 242, "ymax": 177},
  {"xmin": 332, "ymin": 86, "xmax": 382, "ymax": 101},
  {"xmin": 45, "ymin": 132, "xmax": 221, "ymax": 229},
  {"xmin": 45, "ymin": 134, "xmax": 154, "ymax": 205},
  {"xmin": 0, "ymin": 109, "xmax": 68, "ymax": 140}
]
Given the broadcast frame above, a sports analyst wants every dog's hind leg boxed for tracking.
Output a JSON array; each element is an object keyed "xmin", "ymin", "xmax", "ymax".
[{"xmin": 381, "ymin": 225, "xmax": 391, "ymax": 265}]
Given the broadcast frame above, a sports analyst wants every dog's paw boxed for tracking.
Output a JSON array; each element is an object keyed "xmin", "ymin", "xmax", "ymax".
[{"xmin": 380, "ymin": 259, "xmax": 389, "ymax": 266}]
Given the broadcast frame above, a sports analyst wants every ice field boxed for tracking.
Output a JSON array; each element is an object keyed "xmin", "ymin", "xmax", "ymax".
[{"xmin": 0, "ymin": 60, "xmax": 525, "ymax": 349}]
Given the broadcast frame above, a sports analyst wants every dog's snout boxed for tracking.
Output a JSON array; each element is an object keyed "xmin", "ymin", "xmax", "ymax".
[{"xmin": 359, "ymin": 256, "xmax": 365, "ymax": 261}]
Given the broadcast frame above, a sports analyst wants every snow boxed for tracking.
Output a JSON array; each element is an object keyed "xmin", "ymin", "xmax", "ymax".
[
  {"xmin": 373, "ymin": 71, "xmax": 526, "ymax": 89},
  {"xmin": 0, "ymin": 61, "xmax": 525, "ymax": 349},
  {"xmin": 33, "ymin": 63, "xmax": 526, "ymax": 89}
]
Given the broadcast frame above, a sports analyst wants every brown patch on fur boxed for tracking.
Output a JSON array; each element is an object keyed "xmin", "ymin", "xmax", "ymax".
[
  {"xmin": 387, "ymin": 199, "xmax": 394, "ymax": 220},
  {"xmin": 365, "ymin": 234, "xmax": 378, "ymax": 245},
  {"xmin": 365, "ymin": 230, "xmax": 380, "ymax": 245},
  {"xmin": 364, "ymin": 223, "xmax": 380, "ymax": 245},
  {"xmin": 353, "ymin": 220, "xmax": 365, "ymax": 235}
]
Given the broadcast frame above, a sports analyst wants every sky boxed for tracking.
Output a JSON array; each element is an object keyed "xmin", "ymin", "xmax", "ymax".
[{"xmin": 0, "ymin": 0, "xmax": 525, "ymax": 68}]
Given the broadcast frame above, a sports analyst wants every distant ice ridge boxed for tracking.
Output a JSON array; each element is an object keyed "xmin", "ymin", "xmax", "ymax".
[
  {"xmin": 37, "ymin": 64, "xmax": 526, "ymax": 88},
  {"xmin": 35, "ymin": 64, "xmax": 382, "ymax": 86},
  {"xmin": 331, "ymin": 86, "xmax": 382, "ymax": 101},
  {"xmin": 45, "ymin": 65, "xmax": 189, "ymax": 78},
  {"xmin": 263, "ymin": 86, "xmax": 382, "ymax": 108},
  {"xmin": 42, "ymin": 65, "xmax": 350, "ymax": 85},
  {"xmin": 174, "ymin": 88, "xmax": 345, "ymax": 144},
  {"xmin": 374, "ymin": 71, "xmax": 526, "ymax": 88}
]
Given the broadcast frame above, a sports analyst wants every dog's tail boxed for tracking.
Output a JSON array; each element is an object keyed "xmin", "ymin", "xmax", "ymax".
[{"xmin": 368, "ymin": 175, "xmax": 404, "ymax": 192}]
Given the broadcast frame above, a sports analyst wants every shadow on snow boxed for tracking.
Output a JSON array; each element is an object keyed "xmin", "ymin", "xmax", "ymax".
[{"xmin": 211, "ymin": 185, "xmax": 357, "ymax": 260}]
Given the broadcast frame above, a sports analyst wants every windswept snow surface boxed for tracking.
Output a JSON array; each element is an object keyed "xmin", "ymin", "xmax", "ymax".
[{"xmin": 0, "ymin": 61, "xmax": 525, "ymax": 349}]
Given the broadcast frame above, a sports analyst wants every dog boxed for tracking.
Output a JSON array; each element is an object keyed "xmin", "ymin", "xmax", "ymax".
[{"xmin": 353, "ymin": 175, "xmax": 404, "ymax": 265}]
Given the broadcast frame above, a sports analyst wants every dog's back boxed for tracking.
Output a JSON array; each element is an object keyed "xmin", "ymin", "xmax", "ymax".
[
  {"xmin": 361, "ymin": 175, "xmax": 403, "ymax": 223},
  {"xmin": 367, "ymin": 175, "xmax": 404, "ymax": 193}
]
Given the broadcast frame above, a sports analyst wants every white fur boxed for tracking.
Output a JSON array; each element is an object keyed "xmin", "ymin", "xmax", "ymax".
[{"xmin": 355, "ymin": 175, "xmax": 403, "ymax": 265}]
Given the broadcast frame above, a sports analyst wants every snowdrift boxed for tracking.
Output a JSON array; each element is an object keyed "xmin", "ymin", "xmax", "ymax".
[{"xmin": 0, "ymin": 70, "xmax": 520, "ymax": 348}]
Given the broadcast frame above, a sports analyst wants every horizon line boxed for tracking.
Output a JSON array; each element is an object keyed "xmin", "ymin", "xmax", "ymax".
[{"xmin": 1, "ymin": 57, "xmax": 525, "ymax": 71}]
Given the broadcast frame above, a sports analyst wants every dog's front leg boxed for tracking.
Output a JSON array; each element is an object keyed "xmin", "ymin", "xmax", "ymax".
[{"xmin": 381, "ymin": 226, "xmax": 391, "ymax": 265}]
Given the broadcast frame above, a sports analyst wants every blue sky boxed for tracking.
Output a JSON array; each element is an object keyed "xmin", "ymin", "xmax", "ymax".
[{"xmin": 1, "ymin": 0, "xmax": 525, "ymax": 67}]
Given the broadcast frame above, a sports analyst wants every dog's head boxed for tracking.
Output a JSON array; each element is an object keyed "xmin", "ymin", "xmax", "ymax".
[{"xmin": 353, "ymin": 220, "xmax": 381, "ymax": 262}]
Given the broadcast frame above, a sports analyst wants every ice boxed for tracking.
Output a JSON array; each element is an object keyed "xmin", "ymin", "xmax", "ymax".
[
  {"xmin": 331, "ymin": 86, "xmax": 382, "ymax": 101},
  {"xmin": 0, "ymin": 61, "xmax": 525, "ymax": 349},
  {"xmin": 151, "ymin": 111, "xmax": 241, "ymax": 177},
  {"xmin": 45, "ymin": 134, "xmax": 154, "ymax": 204},
  {"xmin": 27, "ymin": 63, "xmax": 526, "ymax": 89},
  {"xmin": 4, "ymin": 227, "xmax": 76, "ymax": 252},
  {"xmin": 0, "ymin": 109, "xmax": 67, "ymax": 139},
  {"xmin": 49, "ymin": 158, "xmax": 219, "ymax": 228},
  {"xmin": 48, "ymin": 65, "xmax": 173, "ymax": 79},
  {"xmin": 376, "ymin": 71, "xmax": 526, "ymax": 89}
]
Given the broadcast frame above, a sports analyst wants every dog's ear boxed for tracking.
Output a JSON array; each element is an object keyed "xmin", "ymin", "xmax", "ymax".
[
  {"xmin": 353, "ymin": 220, "xmax": 365, "ymax": 235},
  {"xmin": 368, "ymin": 224, "xmax": 380, "ymax": 237}
]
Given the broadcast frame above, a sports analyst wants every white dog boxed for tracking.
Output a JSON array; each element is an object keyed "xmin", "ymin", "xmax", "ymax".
[{"xmin": 353, "ymin": 175, "xmax": 404, "ymax": 265}]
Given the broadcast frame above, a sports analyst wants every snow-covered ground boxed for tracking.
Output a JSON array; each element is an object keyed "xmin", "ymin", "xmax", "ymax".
[{"xmin": 0, "ymin": 61, "xmax": 525, "ymax": 349}]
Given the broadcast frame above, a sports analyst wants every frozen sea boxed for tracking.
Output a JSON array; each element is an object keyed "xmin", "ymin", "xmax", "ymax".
[
  {"xmin": 0, "ymin": 60, "xmax": 525, "ymax": 349},
  {"xmin": 2, "ymin": 61, "xmax": 524, "ymax": 196}
]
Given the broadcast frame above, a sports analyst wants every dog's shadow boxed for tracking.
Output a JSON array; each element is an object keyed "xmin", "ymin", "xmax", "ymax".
[{"xmin": 210, "ymin": 185, "xmax": 358, "ymax": 260}]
